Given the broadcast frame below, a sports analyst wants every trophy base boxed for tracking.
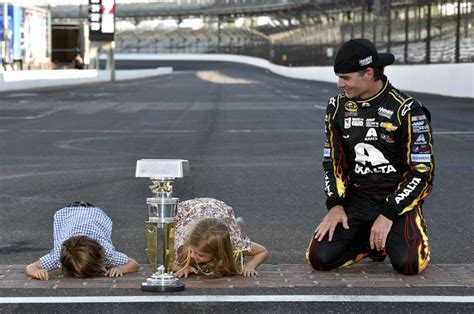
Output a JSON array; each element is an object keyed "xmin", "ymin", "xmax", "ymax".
[
  {"xmin": 141, "ymin": 271, "xmax": 185, "ymax": 293},
  {"xmin": 141, "ymin": 281, "xmax": 185, "ymax": 292}
]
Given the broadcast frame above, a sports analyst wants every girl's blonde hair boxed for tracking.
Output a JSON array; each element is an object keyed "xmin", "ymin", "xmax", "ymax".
[
  {"xmin": 60, "ymin": 235, "xmax": 106, "ymax": 278},
  {"xmin": 177, "ymin": 218, "xmax": 239, "ymax": 277}
]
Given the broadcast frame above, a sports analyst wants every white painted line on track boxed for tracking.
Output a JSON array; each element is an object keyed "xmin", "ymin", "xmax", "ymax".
[
  {"xmin": 1, "ymin": 129, "xmax": 472, "ymax": 135},
  {"xmin": 314, "ymin": 104, "xmax": 327, "ymax": 110},
  {"xmin": 0, "ymin": 295, "xmax": 473, "ymax": 304},
  {"xmin": 0, "ymin": 167, "xmax": 130, "ymax": 181},
  {"xmin": 0, "ymin": 109, "xmax": 61, "ymax": 120},
  {"xmin": 225, "ymin": 129, "xmax": 321, "ymax": 133},
  {"xmin": 1, "ymin": 129, "xmax": 323, "ymax": 134},
  {"xmin": 18, "ymin": 129, "xmax": 196, "ymax": 133},
  {"xmin": 4, "ymin": 93, "xmax": 39, "ymax": 97},
  {"xmin": 434, "ymin": 131, "xmax": 474, "ymax": 135}
]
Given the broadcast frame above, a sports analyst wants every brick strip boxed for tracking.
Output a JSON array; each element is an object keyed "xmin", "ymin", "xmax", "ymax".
[{"xmin": 2, "ymin": 262, "xmax": 472, "ymax": 289}]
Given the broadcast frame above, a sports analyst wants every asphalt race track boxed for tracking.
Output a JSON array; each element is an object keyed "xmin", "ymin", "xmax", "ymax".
[{"xmin": 0, "ymin": 60, "xmax": 473, "ymax": 312}]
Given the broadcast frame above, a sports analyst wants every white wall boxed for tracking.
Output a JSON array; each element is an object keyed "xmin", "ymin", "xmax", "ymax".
[
  {"xmin": 0, "ymin": 67, "xmax": 172, "ymax": 92},
  {"xmin": 1, "ymin": 53, "xmax": 473, "ymax": 98},
  {"xmin": 113, "ymin": 54, "xmax": 474, "ymax": 98},
  {"xmin": 385, "ymin": 64, "xmax": 473, "ymax": 99}
]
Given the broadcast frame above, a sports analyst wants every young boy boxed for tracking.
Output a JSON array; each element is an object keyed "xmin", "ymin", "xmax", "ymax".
[{"xmin": 26, "ymin": 201, "xmax": 139, "ymax": 280}]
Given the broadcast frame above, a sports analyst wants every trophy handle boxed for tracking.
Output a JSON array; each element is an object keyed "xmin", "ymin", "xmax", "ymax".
[{"xmin": 145, "ymin": 221, "xmax": 158, "ymax": 274}]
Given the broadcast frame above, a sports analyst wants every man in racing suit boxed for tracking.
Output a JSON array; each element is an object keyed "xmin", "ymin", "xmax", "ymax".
[{"xmin": 306, "ymin": 39, "xmax": 434, "ymax": 275}]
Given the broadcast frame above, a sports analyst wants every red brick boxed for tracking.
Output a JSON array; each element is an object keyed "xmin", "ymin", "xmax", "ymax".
[{"xmin": 1, "ymin": 263, "xmax": 472, "ymax": 289}]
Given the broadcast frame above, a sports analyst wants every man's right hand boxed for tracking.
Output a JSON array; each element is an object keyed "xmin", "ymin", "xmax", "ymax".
[{"xmin": 314, "ymin": 205, "xmax": 349, "ymax": 242}]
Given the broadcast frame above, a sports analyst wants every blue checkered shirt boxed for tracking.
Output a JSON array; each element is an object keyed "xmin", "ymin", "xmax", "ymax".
[{"xmin": 39, "ymin": 206, "xmax": 129, "ymax": 272}]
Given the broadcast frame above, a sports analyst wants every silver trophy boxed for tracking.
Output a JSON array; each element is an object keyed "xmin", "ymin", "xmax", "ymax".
[{"xmin": 136, "ymin": 159, "xmax": 189, "ymax": 292}]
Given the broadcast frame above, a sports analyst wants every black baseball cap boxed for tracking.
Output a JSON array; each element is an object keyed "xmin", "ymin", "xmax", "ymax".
[{"xmin": 334, "ymin": 38, "xmax": 395, "ymax": 74}]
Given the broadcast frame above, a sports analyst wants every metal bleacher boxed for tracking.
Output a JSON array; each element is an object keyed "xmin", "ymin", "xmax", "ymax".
[
  {"xmin": 49, "ymin": 0, "xmax": 474, "ymax": 65},
  {"xmin": 50, "ymin": 0, "xmax": 312, "ymax": 20},
  {"xmin": 115, "ymin": 27, "xmax": 270, "ymax": 59}
]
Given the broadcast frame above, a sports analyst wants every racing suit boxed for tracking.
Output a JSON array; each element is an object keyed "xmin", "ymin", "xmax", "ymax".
[{"xmin": 306, "ymin": 76, "xmax": 434, "ymax": 275}]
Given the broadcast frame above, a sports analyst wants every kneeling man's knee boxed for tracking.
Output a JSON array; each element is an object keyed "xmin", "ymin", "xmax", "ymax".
[
  {"xmin": 306, "ymin": 239, "xmax": 340, "ymax": 271},
  {"xmin": 390, "ymin": 252, "xmax": 429, "ymax": 275}
]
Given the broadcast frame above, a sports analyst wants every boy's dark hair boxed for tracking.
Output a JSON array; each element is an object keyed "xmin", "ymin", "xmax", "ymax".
[{"xmin": 60, "ymin": 236, "xmax": 106, "ymax": 278}]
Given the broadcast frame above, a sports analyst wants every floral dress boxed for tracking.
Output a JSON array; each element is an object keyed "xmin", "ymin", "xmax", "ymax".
[{"xmin": 173, "ymin": 198, "xmax": 252, "ymax": 271}]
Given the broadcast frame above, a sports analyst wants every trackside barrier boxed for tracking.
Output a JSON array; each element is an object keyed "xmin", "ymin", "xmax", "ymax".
[
  {"xmin": 0, "ymin": 67, "xmax": 173, "ymax": 92},
  {"xmin": 1, "ymin": 52, "xmax": 472, "ymax": 98},
  {"xmin": 112, "ymin": 54, "xmax": 474, "ymax": 99}
]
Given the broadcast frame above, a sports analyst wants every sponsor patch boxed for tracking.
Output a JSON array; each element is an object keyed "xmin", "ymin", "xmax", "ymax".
[
  {"xmin": 411, "ymin": 121, "xmax": 425, "ymax": 127},
  {"xmin": 353, "ymin": 143, "xmax": 396, "ymax": 174},
  {"xmin": 414, "ymin": 134, "xmax": 427, "ymax": 145},
  {"xmin": 361, "ymin": 102, "xmax": 371, "ymax": 107},
  {"xmin": 413, "ymin": 125, "xmax": 429, "ymax": 133},
  {"xmin": 351, "ymin": 118, "xmax": 364, "ymax": 127},
  {"xmin": 344, "ymin": 118, "xmax": 351, "ymax": 129},
  {"xmin": 412, "ymin": 145, "xmax": 431, "ymax": 153},
  {"xmin": 359, "ymin": 55, "xmax": 373, "ymax": 66},
  {"xmin": 411, "ymin": 154, "xmax": 431, "ymax": 163},
  {"xmin": 378, "ymin": 107, "xmax": 394, "ymax": 119},
  {"xmin": 380, "ymin": 122, "xmax": 398, "ymax": 132},
  {"xmin": 345, "ymin": 111, "xmax": 358, "ymax": 117},
  {"xmin": 324, "ymin": 171, "xmax": 333, "ymax": 197},
  {"xmin": 411, "ymin": 115, "xmax": 427, "ymax": 122},
  {"xmin": 414, "ymin": 164, "xmax": 431, "ymax": 173},
  {"xmin": 419, "ymin": 146, "xmax": 430, "ymax": 153},
  {"xmin": 324, "ymin": 148, "xmax": 331, "ymax": 157},
  {"xmin": 344, "ymin": 101, "xmax": 358, "ymax": 112},
  {"xmin": 364, "ymin": 128, "xmax": 378, "ymax": 141},
  {"xmin": 328, "ymin": 97, "xmax": 336, "ymax": 107},
  {"xmin": 390, "ymin": 89, "xmax": 407, "ymax": 102},
  {"xmin": 395, "ymin": 177, "xmax": 421, "ymax": 204},
  {"xmin": 366, "ymin": 118, "xmax": 379, "ymax": 128},
  {"xmin": 380, "ymin": 133, "xmax": 394, "ymax": 143},
  {"xmin": 355, "ymin": 163, "xmax": 396, "ymax": 174}
]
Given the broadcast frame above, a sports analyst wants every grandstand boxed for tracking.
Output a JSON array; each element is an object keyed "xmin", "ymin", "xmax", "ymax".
[
  {"xmin": 115, "ymin": 27, "xmax": 270, "ymax": 58},
  {"xmin": 49, "ymin": 0, "xmax": 474, "ymax": 65}
]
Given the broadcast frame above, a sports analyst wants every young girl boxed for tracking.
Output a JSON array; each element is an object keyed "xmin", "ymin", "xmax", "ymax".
[
  {"xmin": 172, "ymin": 198, "xmax": 268, "ymax": 278},
  {"xmin": 26, "ymin": 201, "xmax": 139, "ymax": 280}
]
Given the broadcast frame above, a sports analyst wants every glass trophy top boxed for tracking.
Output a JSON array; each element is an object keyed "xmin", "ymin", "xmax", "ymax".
[{"xmin": 136, "ymin": 159, "xmax": 189, "ymax": 179}]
